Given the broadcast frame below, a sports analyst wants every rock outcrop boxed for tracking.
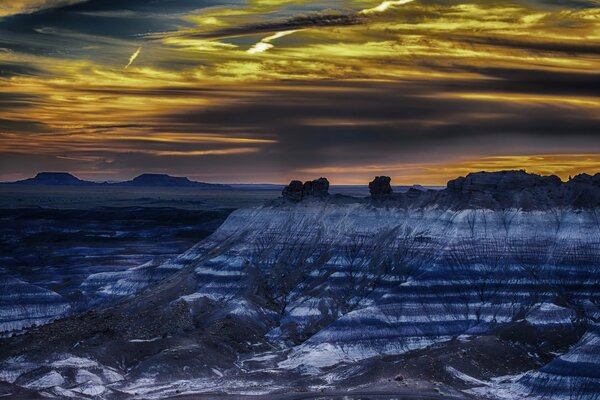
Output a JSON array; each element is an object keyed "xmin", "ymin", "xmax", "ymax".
[
  {"xmin": 302, "ymin": 177, "xmax": 329, "ymax": 197},
  {"xmin": 369, "ymin": 176, "xmax": 393, "ymax": 197},
  {"xmin": 282, "ymin": 177, "xmax": 329, "ymax": 201},
  {"xmin": 446, "ymin": 170, "xmax": 562, "ymax": 193},
  {"xmin": 280, "ymin": 171, "xmax": 600, "ymax": 210},
  {"xmin": 282, "ymin": 180, "xmax": 304, "ymax": 201},
  {"xmin": 442, "ymin": 170, "xmax": 600, "ymax": 209}
]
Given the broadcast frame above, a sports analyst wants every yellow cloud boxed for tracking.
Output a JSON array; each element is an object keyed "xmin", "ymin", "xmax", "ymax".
[
  {"xmin": 0, "ymin": 0, "xmax": 84, "ymax": 16},
  {"xmin": 2, "ymin": 0, "xmax": 600, "ymax": 180}
]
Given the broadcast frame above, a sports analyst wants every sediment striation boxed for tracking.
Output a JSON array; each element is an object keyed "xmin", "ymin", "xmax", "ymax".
[{"xmin": 1, "ymin": 170, "xmax": 599, "ymax": 399}]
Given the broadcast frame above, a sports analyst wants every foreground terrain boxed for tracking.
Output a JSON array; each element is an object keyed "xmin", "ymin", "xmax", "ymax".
[{"xmin": 1, "ymin": 171, "xmax": 599, "ymax": 399}]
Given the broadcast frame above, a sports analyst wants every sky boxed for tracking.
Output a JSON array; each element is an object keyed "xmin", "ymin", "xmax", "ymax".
[{"xmin": 0, "ymin": 0, "xmax": 599, "ymax": 184}]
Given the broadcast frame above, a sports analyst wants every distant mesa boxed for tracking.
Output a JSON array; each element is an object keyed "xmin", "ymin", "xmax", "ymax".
[
  {"xmin": 6, "ymin": 172, "xmax": 230, "ymax": 189},
  {"xmin": 9, "ymin": 172, "xmax": 94, "ymax": 186},
  {"xmin": 282, "ymin": 177, "xmax": 329, "ymax": 201},
  {"xmin": 116, "ymin": 173, "xmax": 229, "ymax": 188}
]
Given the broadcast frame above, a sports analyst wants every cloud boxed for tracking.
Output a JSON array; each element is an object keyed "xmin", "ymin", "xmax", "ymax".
[
  {"xmin": 153, "ymin": 12, "xmax": 362, "ymax": 41},
  {"xmin": 0, "ymin": 63, "xmax": 42, "ymax": 77},
  {"xmin": 0, "ymin": 0, "xmax": 86, "ymax": 17},
  {"xmin": 0, "ymin": 93, "xmax": 42, "ymax": 109},
  {"xmin": 1, "ymin": 0, "xmax": 600, "ymax": 182},
  {"xmin": 299, "ymin": 154, "xmax": 600, "ymax": 185}
]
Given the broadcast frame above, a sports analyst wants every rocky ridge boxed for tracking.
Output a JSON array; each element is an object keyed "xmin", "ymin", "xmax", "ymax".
[{"xmin": 279, "ymin": 170, "xmax": 600, "ymax": 210}]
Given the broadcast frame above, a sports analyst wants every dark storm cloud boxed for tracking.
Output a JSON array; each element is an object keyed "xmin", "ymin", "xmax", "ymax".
[
  {"xmin": 0, "ymin": 0, "xmax": 233, "ymax": 61},
  {"xmin": 2, "ymin": 74, "xmax": 599, "ymax": 182},
  {"xmin": 0, "ymin": 93, "xmax": 42, "ymax": 109},
  {"xmin": 0, "ymin": 119, "xmax": 50, "ymax": 133},
  {"xmin": 150, "ymin": 73, "xmax": 600, "ymax": 171},
  {"xmin": 427, "ymin": 67, "xmax": 600, "ymax": 97},
  {"xmin": 0, "ymin": 0, "xmax": 223, "ymax": 37},
  {"xmin": 0, "ymin": 63, "xmax": 42, "ymax": 77},
  {"xmin": 454, "ymin": 35, "xmax": 600, "ymax": 56},
  {"xmin": 519, "ymin": 0, "xmax": 600, "ymax": 8}
]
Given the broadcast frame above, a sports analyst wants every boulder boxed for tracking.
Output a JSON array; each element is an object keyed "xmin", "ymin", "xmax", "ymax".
[
  {"xmin": 282, "ymin": 180, "xmax": 304, "ymax": 201},
  {"xmin": 369, "ymin": 176, "xmax": 393, "ymax": 197},
  {"xmin": 303, "ymin": 178, "xmax": 329, "ymax": 198}
]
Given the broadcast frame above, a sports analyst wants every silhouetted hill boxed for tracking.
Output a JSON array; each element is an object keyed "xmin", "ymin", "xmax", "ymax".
[
  {"xmin": 9, "ymin": 172, "xmax": 94, "ymax": 186},
  {"xmin": 115, "ymin": 173, "xmax": 229, "ymax": 188},
  {"xmin": 5, "ymin": 172, "xmax": 230, "ymax": 189}
]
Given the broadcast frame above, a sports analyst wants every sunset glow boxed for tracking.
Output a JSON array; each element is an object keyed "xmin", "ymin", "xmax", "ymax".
[{"xmin": 1, "ymin": 0, "xmax": 599, "ymax": 183}]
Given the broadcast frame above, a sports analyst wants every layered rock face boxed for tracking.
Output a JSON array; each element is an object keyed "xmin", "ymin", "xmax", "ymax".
[
  {"xmin": 0, "ymin": 276, "xmax": 70, "ymax": 333},
  {"xmin": 441, "ymin": 170, "xmax": 600, "ymax": 209},
  {"xmin": 1, "ymin": 171, "xmax": 600, "ymax": 399}
]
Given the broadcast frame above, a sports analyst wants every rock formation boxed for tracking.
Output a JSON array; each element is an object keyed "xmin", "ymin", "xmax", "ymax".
[
  {"xmin": 279, "ymin": 171, "xmax": 600, "ymax": 210},
  {"xmin": 282, "ymin": 177, "xmax": 329, "ymax": 201},
  {"xmin": 446, "ymin": 170, "xmax": 562, "ymax": 193},
  {"xmin": 369, "ymin": 176, "xmax": 393, "ymax": 197},
  {"xmin": 282, "ymin": 180, "xmax": 304, "ymax": 201},
  {"xmin": 442, "ymin": 170, "xmax": 600, "ymax": 209},
  {"xmin": 115, "ymin": 173, "xmax": 229, "ymax": 188},
  {"xmin": 302, "ymin": 177, "xmax": 329, "ymax": 197}
]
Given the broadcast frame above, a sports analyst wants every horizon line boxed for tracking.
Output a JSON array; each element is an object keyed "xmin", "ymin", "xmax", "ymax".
[{"xmin": 1, "ymin": 168, "xmax": 598, "ymax": 187}]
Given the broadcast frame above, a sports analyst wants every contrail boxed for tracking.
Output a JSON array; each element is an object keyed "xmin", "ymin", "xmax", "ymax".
[
  {"xmin": 245, "ymin": 1, "xmax": 415, "ymax": 54},
  {"xmin": 360, "ymin": 0, "xmax": 415, "ymax": 15},
  {"xmin": 247, "ymin": 30, "xmax": 298, "ymax": 54},
  {"xmin": 125, "ymin": 47, "xmax": 142, "ymax": 69}
]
